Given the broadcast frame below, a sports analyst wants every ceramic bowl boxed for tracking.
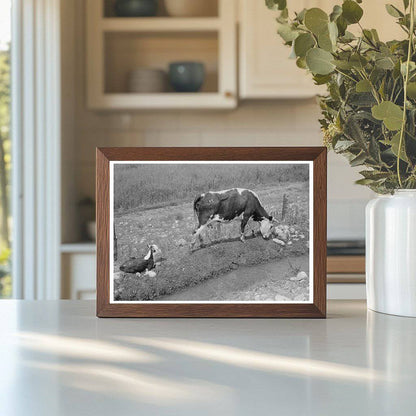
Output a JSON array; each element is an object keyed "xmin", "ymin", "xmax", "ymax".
[
  {"xmin": 114, "ymin": 0, "xmax": 158, "ymax": 17},
  {"xmin": 164, "ymin": 0, "xmax": 217, "ymax": 17},
  {"xmin": 127, "ymin": 68, "xmax": 167, "ymax": 93},
  {"xmin": 168, "ymin": 62, "xmax": 205, "ymax": 93}
]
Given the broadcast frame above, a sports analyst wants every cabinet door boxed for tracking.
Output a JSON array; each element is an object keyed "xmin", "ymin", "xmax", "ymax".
[
  {"xmin": 238, "ymin": 0, "xmax": 403, "ymax": 99},
  {"xmin": 360, "ymin": 0, "xmax": 404, "ymax": 41},
  {"xmin": 62, "ymin": 253, "xmax": 96, "ymax": 300},
  {"xmin": 239, "ymin": 0, "xmax": 319, "ymax": 99}
]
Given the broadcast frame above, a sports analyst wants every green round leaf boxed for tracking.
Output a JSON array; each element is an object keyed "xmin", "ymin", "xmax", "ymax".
[
  {"xmin": 318, "ymin": 32, "xmax": 333, "ymax": 52},
  {"xmin": 333, "ymin": 60, "xmax": 352, "ymax": 70},
  {"xmin": 313, "ymin": 74, "xmax": 331, "ymax": 85},
  {"xmin": 401, "ymin": 61, "xmax": 416, "ymax": 76},
  {"xmin": 328, "ymin": 21, "xmax": 338, "ymax": 42},
  {"xmin": 296, "ymin": 57, "xmax": 307, "ymax": 69},
  {"xmin": 294, "ymin": 33, "xmax": 315, "ymax": 57},
  {"xmin": 342, "ymin": 0, "xmax": 363, "ymax": 24},
  {"xmin": 375, "ymin": 56, "xmax": 395, "ymax": 70},
  {"xmin": 295, "ymin": 8, "xmax": 307, "ymax": 22},
  {"xmin": 339, "ymin": 31, "xmax": 356, "ymax": 42},
  {"xmin": 362, "ymin": 29, "xmax": 375, "ymax": 44},
  {"xmin": 336, "ymin": 15, "xmax": 348, "ymax": 36},
  {"xmin": 356, "ymin": 79, "xmax": 372, "ymax": 92},
  {"xmin": 304, "ymin": 8, "xmax": 329, "ymax": 35},
  {"xmin": 371, "ymin": 29, "xmax": 380, "ymax": 42},
  {"xmin": 371, "ymin": 101, "xmax": 403, "ymax": 130},
  {"xmin": 306, "ymin": 48, "xmax": 335, "ymax": 75},
  {"xmin": 266, "ymin": 0, "xmax": 287, "ymax": 11},
  {"xmin": 350, "ymin": 53, "xmax": 368, "ymax": 69},
  {"xmin": 385, "ymin": 4, "xmax": 403, "ymax": 18},
  {"xmin": 330, "ymin": 5, "xmax": 343, "ymax": 22},
  {"xmin": 277, "ymin": 23, "xmax": 299, "ymax": 42},
  {"xmin": 317, "ymin": 22, "xmax": 338, "ymax": 52}
]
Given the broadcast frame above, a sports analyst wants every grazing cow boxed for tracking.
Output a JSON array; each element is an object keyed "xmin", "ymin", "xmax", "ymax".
[
  {"xmin": 119, "ymin": 244, "xmax": 160, "ymax": 275},
  {"xmin": 192, "ymin": 188, "xmax": 275, "ymax": 247}
]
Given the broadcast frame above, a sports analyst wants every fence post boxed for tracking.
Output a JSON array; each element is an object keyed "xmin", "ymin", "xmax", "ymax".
[
  {"xmin": 282, "ymin": 194, "xmax": 288, "ymax": 221},
  {"xmin": 114, "ymin": 223, "xmax": 118, "ymax": 261}
]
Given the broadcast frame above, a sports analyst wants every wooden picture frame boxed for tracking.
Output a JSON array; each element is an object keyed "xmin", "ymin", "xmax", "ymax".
[{"xmin": 96, "ymin": 147, "xmax": 327, "ymax": 318}]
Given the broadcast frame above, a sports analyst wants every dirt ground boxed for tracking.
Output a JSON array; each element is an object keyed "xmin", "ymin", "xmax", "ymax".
[
  {"xmin": 160, "ymin": 255, "xmax": 310, "ymax": 302},
  {"xmin": 113, "ymin": 183, "xmax": 309, "ymax": 301}
]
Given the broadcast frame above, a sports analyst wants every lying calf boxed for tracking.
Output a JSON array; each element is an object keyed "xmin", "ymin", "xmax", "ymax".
[{"xmin": 119, "ymin": 244, "xmax": 161, "ymax": 276}]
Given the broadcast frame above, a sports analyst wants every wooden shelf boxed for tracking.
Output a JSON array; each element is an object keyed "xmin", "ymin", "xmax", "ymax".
[
  {"xmin": 327, "ymin": 256, "xmax": 365, "ymax": 274},
  {"xmin": 61, "ymin": 242, "xmax": 96, "ymax": 254},
  {"xmin": 89, "ymin": 92, "xmax": 235, "ymax": 110},
  {"xmin": 327, "ymin": 274, "xmax": 365, "ymax": 283},
  {"xmin": 101, "ymin": 17, "xmax": 221, "ymax": 32}
]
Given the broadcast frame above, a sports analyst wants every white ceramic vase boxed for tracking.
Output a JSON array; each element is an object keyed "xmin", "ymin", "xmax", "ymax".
[{"xmin": 366, "ymin": 190, "xmax": 416, "ymax": 317}]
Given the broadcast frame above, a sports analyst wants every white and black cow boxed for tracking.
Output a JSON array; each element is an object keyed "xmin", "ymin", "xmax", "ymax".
[{"xmin": 192, "ymin": 188, "xmax": 275, "ymax": 247}]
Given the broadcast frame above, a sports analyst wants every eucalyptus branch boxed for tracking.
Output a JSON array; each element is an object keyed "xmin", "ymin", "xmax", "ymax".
[
  {"xmin": 397, "ymin": 0, "xmax": 415, "ymax": 188},
  {"xmin": 267, "ymin": 0, "xmax": 416, "ymax": 193},
  {"xmin": 393, "ymin": 85, "xmax": 404, "ymax": 104},
  {"xmin": 390, "ymin": 79, "xmax": 398, "ymax": 101},
  {"xmin": 334, "ymin": 68, "xmax": 358, "ymax": 83},
  {"xmin": 358, "ymin": 69, "xmax": 381, "ymax": 104},
  {"xmin": 358, "ymin": 22, "xmax": 378, "ymax": 49}
]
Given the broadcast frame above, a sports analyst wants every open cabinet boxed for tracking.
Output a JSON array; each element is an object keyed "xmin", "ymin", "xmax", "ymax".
[{"xmin": 86, "ymin": 0, "xmax": 237, "ymax": 109}]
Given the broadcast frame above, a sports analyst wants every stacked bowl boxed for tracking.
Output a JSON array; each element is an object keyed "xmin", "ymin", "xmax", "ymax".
[
  {"xmin": 127, "ymin": 68, "xmax": 167, "ymax": 93},
  {"xmin": 164, "ymin": 0, "xmax": 217, "ymax": 17}
]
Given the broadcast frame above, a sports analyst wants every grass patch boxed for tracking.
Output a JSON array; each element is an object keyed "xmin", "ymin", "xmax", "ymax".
[{"xmin": 114, "ymin": 163, "xmax": 309, "ymax": 214}]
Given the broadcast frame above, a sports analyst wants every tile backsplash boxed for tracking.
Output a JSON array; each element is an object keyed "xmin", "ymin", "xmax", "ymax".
[{"xmin": 72, "ymin": 100, "xmax": 373, "ymax": 242}]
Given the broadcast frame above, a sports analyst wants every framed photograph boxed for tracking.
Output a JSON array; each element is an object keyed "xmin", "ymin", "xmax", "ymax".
[{"xmin": 96, "ymin": 147, "xmax": 327, "ymax": 318}]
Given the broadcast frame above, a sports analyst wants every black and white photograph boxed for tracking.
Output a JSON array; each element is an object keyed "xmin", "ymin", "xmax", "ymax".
[{"xmin": 110, "ymin": 161, "xmax": 313, "ymax": 303}]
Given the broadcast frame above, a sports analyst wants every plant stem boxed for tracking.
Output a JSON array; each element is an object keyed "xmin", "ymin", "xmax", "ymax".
[
  {"xmin": 358, "ymin": 69, "xmax": 380, "ymax": 104},
  {"xmin": 390, "ymin": 79, "xmax": 397, "ymax": 101},
  {"xmin": 393, "ymin": 86, "xmax": 404, "ymax": 104},
  {"xmin": 334, "ymin": 68, "xmax": 357, "ymax": 83},
  {"xmin": 397, "ymin": 0, "xmax": 415, "ymax": 188},
  {"xmin": 358, "ymin": 22, "xmax": 378, "ymax": 49}
]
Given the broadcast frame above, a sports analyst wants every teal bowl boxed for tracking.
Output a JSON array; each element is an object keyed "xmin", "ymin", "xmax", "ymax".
[
  {"xmin": 169, "ymin": 62, "xmax": 205, "ymax": 93},
  {"xmin": 114, "ymin": 0, "xmax": 158, "ymax": 17}
]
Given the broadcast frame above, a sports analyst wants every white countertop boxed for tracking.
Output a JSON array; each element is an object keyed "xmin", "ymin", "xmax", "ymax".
[{"xmin": 0, "ymin": 300, "xmax": 415, "ymax": 416}]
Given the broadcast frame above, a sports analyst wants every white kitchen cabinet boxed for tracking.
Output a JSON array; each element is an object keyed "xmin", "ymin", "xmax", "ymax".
[
  {"xmin": 358, "ymin": 0, "xmax": 404, "ymax": 41},
  {"xmin": 238, "ymin": 0, "xmax": 404, "ymax": 99},
  {"xmin": 239, "ymin": 0, "xmax": 321, "ymax": 99},
  {"xmin": 61, "ymin": 244, "xmax": 96, "ymax": 300}
]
